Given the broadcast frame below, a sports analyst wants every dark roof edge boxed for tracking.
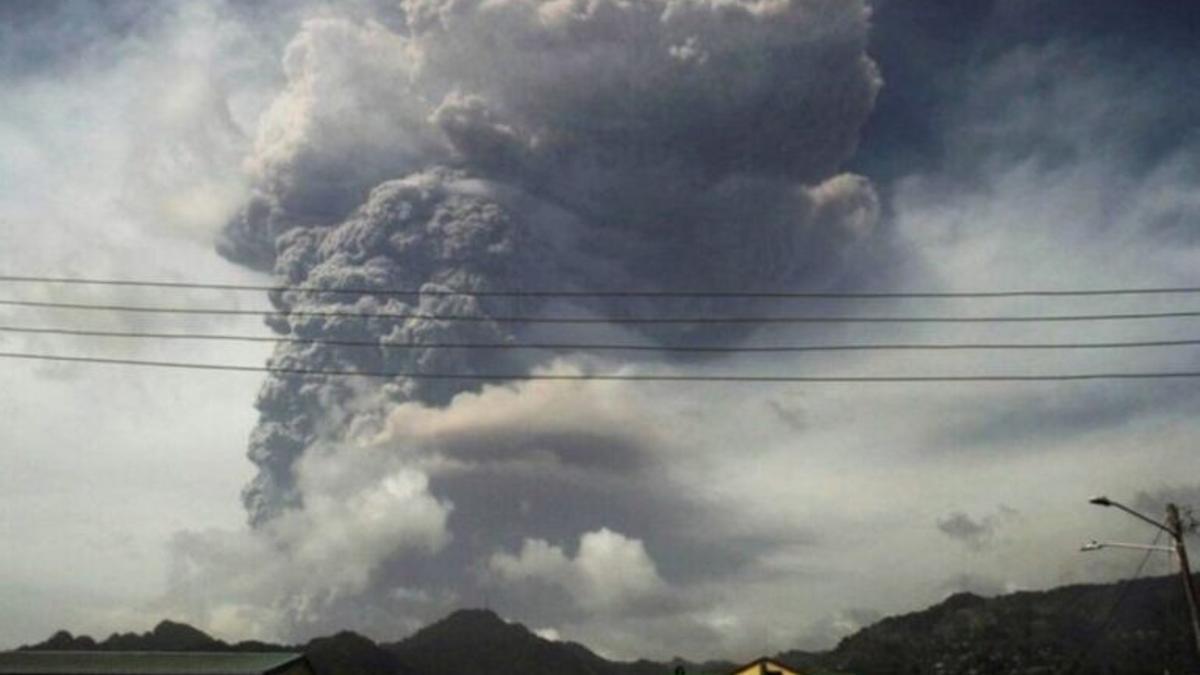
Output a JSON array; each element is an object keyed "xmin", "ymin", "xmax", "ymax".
[
  {"xmin": 261, "ymin": 654, "xmax": 307, "ymax": 675},
  {"xmin": 0, "ymin": 651, "xmax": 307, "ymax": 675},
  {"xmin": 4, "ymin": 648, "xmax": 302, "ymax": 653}
]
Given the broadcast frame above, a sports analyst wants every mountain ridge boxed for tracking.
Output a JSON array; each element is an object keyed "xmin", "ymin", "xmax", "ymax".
[{"xmin": 17, "ymin": 574, "xmax": 1200, "ymax": 675}]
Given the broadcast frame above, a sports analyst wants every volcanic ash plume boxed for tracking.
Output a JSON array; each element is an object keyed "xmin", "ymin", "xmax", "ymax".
[{"xmin": 214, "ymin": 0, "xmax": 881, "ymax": 622}]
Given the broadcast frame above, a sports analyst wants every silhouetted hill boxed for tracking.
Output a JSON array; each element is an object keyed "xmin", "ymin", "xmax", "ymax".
[
  {"xmin": 386, "ymin": 609, "xmax": 620, "ymax": 675},
  {"xmin": 815, "ymin": 577, "xmax": 1200, "ymax": 675},
  {"xmin": 386, "ymin": 610, "xmax": 730, "ymax": 675},
  {"xmin": 23, "ymin": 620, "xmax": 231, "ymax": 652},
  {"xmin": 18, "ymin": 574, "xmax": 1200, "ymax": 675},
  {"xmin": 27, "ymin": 630, "xmax": 98, "ymax": 651},
  {"xmin": 303, "ymin": 631, "xmax": 413, "ymax": 675},
  {"xmin": 136, "ymin": 620, "xmax": 224, "ymax": 650},
  {"xmin": 19, "ymin": 622, "xmax": 394, "ymax": 675}
]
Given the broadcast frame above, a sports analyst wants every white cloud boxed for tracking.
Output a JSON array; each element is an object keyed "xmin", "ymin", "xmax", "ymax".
[
  {"xmin": 488, "ymin": 528, "xmax": 667, "ymax": 613},
  {"xmin": 164, "ymin": 444, "xmax": 453, "ymax": 641}
]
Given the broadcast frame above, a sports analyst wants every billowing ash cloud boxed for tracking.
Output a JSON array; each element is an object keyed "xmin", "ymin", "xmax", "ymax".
[
  {"xmin": 195, "ymin": 0, "xmax": 882, "ymax": 651},
  {"xmin": 217, "ymin": 0, "xmax": 881, "ymax": 526},
  {"xmin": 168, "ymin": 368, "xmax": 782, "ymax": 651}
]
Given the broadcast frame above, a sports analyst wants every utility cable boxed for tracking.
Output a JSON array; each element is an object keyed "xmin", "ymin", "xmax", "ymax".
[
  {"xmin": 5, "ymin": 324, "xmax": 1200, "ymax": 353},
  {"xmin": 4, "ymin": 298, "xmax": 1200, "ymax": 324},
  {"xmin": 1063, "ymin": 530, "xmax": 1164, "ymax": 674},
  {"xmin": 4, "ymin": 351, "xmax": 1200, "ymax": 382},
  {"xmin": 4, "ymin": 274, "xmax": 1200, "ymax": 299}
]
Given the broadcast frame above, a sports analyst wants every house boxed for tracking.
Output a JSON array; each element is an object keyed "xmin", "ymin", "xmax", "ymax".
[
  {"xmin": 727, "ymin": 657, "xmax": 807, "ymax": 675},
  {"xmin": 0, "ymin": 652, "xmax": 314, "ymax": 675}
]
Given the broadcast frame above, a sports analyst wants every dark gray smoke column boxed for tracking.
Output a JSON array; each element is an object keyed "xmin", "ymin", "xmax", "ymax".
[{"xmin": 219, "ymin": 0, "xmax": 882, "ymax": 526}]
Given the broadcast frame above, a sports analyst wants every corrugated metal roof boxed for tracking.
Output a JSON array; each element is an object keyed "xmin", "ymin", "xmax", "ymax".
[{"xmin": 0, "ymin": 652, "xmax": 304, "ymax": 675}]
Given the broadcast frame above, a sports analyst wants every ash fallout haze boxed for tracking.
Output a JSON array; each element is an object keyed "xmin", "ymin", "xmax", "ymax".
[{"xmin": 1, "ymin": 0, "xmax": 1200, "ymax": 662}]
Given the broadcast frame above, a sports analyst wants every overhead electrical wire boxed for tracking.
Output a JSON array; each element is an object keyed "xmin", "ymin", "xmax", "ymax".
[
  {"xmin": 3, "ymin": 298, "xmax": 1200, "ymax": 324},
  {"xmin": 6, "ymin": 275, "xmax": 1200, "ymax": 382},
  {"xmin": 3, "ymin": 351, "xmax": 1200, "ymax": 382},
  {"xmin": 4, "ymin": 324, "xmax": 1200, "ymax": 353},
  {"xmin": 4, "ymin": 274, "xmax": 1200, "ymax": 299},
  {"xmin": 1062, "ymin": 530, "xmax": 1165, "ymax": 675}
]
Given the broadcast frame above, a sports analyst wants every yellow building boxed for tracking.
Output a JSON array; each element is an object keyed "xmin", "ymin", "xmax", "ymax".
[{"xmin": 727, "ymin": 657, "xmax": 806, "ymax": 675}]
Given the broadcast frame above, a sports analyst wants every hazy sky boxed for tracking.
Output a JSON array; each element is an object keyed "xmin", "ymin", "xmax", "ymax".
[{"xmin": 1, "ymin": 0, "xmax": 1199, "ymax": 661}]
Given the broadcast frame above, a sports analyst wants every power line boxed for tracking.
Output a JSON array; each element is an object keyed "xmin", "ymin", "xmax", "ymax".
[
  {"xmin": 4, "ymin": 298, "xmax": 1200, "ymax": 324},
  {"xmin": 4, "ymin": 274, "xmax": 1200, "ymax": 299},
  {"xmin": 6, "ymin": 324, "xmax": 1200, "ymax": 353},
  {"xmin": 3, "ymin": 351, "xmax": 1200, "ymax": 382},
  {"xmin": 1064, "ymin": 531, "xmax": 1164, "ymax": 675}
]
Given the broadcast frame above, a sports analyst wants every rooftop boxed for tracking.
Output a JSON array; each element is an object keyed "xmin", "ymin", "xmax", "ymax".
[{"xmin": 0, "ymin": 652, "xmax": 305, "ymax": 675}]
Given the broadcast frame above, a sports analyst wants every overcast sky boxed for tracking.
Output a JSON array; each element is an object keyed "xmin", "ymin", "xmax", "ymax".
[{"xmin": 1, "ymin": 0, "xmax": 1199, "ymax": 662}]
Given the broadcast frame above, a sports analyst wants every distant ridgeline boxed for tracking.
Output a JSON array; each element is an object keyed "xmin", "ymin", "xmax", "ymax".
[
  {"xmin": 17, "ymin": 611, "xmax": 737, "ymax": 675},
  {"xmin": 17, "ymin": 576, "xmax": 1200, "ymax": 675}
]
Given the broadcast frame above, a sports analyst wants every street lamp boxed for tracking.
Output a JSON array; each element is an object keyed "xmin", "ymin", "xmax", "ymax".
[
  {"xmin": 1079, "ymin": 539, "xmax": 1174, "ymax": 553},
  {"xmin": 1089, "ymin": 495, "xmax": 1175, "ymax": 534},
  {"xmin": 1086, "ymin": 495, "xmax": 1200, "ymax": 658}
]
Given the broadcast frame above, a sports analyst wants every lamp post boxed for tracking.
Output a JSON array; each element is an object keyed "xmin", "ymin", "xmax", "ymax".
[
  {"xmin": 1079, "ymin": 539, "xmax": 1174, "ymax": 553},
  {"xmin": 1086, "ymin": 496, "xmax": 1200, "ymax": 658}
]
